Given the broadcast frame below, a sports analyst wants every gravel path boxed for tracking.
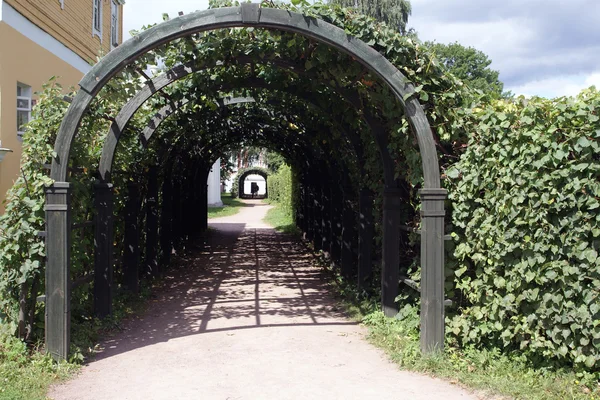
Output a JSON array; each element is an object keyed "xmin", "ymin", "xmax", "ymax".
[{"xmin": 49, "ymin": 200, "xmax": 477, "ymax": 400}]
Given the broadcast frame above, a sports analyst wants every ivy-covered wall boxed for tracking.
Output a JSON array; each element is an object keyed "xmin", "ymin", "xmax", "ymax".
[
  {"xmin": 446, "ymin": 89, "xmax": 600, "ymax": 371},
  {"xmin": 267, "ymin": 164, "xmax": 294, "ymax": 217}
]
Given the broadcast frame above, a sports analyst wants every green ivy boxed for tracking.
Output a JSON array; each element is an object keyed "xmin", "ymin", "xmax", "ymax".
[
  {"xmin": 447, "ymin": 88, "xmax": 600, "ymax": 372},
  {"xmin": 268, "ymin": 164, "xmax": 294, "ymax": 217}
]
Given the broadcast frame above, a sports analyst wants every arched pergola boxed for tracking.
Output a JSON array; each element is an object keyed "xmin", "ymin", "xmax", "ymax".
[
  {"xmin": 236, "ymin": 167, "xmax": 269, "ymax": 199},
  {"xmin": 44, "ymin": 4, "xmax": 447, "ymax": 360}
]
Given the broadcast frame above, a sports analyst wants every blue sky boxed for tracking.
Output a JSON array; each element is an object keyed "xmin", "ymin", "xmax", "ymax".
[{"xmin": 123, "ymin": 0, "xmax": 600, "ymax": 98}]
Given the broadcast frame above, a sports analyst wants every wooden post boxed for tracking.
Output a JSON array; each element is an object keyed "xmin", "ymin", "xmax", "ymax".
[
  {"xmin": 306, "ymin": 184, "xmax": 314, "ymax": 242},
  {"xmin": 382, "ymin": 188, "xmax": 401, "ymax": 317},
  {"xmin": 145, "ymin": 166, "xmax": 159, "ymax": 277},
  {"xmin": 341, "ymin": 188, "xmax": 355, "ymax": 278},
  {"xmin": 160, "ymin": 179, "xmax": 172, "ymax": 268},
  {"xmin": 172, "ymin": 179, "xmax": 182, "ymax": 247},
  {"xmin": 320, "ymin": 179, "xmax": 330, "ymax": 253},
  {"xmin": 93, "ymin": 182, "xmax": 114, "ymax": 318},
  {"xmin": 419, "ymin": 188, "xmax": 447, "ymax": 353},
  {"xmin": 358, "ymin": 188, "xmax": 374, "ymax": 291},
  {"xmin": 297, "ymin": 183, "xmax": 305, "ymax": 232},
  {"xmin": 313, "ymin": 181, "xmax": 323, "ymax": 251},
  {"xmin": 44, "ymin": 182, "xmax": 71, "ymax": 361},
  {"xmin": 123, "ymin": 182, "xmax": 140, "ymax": 293},
  {"xmin": 330, "ymin": 185, "xmax": 342, "ymax": 266},
  {"xmin": 199, "ymin": 167, "xmax": 210, "ymax": 233}
]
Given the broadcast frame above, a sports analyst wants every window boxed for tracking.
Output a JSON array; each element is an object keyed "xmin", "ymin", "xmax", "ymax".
[
  {"xmin": 17, "ymin": 83, "xmax": 32, "ymax": 137},
  {"xmin": 111, "ymin": 1, "xmax": 119, "ymax": 49},
  {"xmin": 93, "ymin": 0, "xmax": 102, "ymax": 40}
]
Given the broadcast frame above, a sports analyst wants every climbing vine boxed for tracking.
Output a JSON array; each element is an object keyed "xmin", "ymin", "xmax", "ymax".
[{"xmin": 0, "ymin": 0, "xmax": 597, "ymax": 380}]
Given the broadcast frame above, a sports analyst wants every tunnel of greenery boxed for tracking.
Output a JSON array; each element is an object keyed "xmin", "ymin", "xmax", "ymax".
[
  {"xmin": 231, "ymin": 166, "xmax": 270, "ymax": 199},
  {"xmin": 1, "ymin": 0, "xmax": 598, "ymax": 381},
  {"xmin": 37, "ymin": 0, "xmax": 461, "ymax": 361}
]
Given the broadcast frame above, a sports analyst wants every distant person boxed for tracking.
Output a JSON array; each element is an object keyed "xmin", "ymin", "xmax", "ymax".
[{"xmin": 251, "ymin": 182, "xmax": 259, "ymax": 198}]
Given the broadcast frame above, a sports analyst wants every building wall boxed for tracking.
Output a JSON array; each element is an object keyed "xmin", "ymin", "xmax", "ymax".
[
  {"xmin": 207, "ymin": 159, "xmax": 223, "ymax": 207},
  {"xmin": 0, "ymin": 0, "xmax": 125, "ymax": 214},
  {"xmin": 5, "ymin": 0, "xmax": 124, "ymax": 64},
  {"xmin": 0, "ymin": 22, "xmax": 86, "ymax": 213}
]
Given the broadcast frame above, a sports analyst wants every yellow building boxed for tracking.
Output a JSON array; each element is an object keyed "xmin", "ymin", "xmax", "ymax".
[{"xmin": 0, "ymin": 0, "xmax": 125, "ymax": 213}]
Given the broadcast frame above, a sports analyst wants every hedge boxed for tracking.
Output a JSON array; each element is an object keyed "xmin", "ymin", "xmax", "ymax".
[
  {"xmin": 447, "ymin": 88, "xmax": 600, "ymax": 371},
  {"xmin": 267, "ymin": 164, "xmax": 294, "ymax": 216}
]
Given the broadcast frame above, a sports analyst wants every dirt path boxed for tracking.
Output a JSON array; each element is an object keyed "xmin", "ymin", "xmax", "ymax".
[{"xmin": 49, "ymin": 200, "xmax": 476, "ymax": 400}]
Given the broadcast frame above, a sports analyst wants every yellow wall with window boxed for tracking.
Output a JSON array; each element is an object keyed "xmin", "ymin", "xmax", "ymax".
[
  {"xmin": 5, "ymin": 0, "xmax": 124, "ymax": 63},
  {"xmin": 0, "ymin": 0, "xmax": 125, "ymax": 214},
  {"xmin": 0, "ymin": 23, "xmax": 84, "ymax": 214}
]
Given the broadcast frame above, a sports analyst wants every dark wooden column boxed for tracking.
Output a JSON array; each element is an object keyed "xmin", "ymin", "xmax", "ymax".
[
  {"xmin": 358, "ymin": 187, "xmax": 374, "ymax": 291},
  {"xmin": 145, "ymin": 166, "xmax": 159, "ymax": 278},
  {"xmin": 313, "ymin": 180, "xmax": 323, "ymax": 251},
  {"xmin": 172, "ymin": 178, "xmax": 182, "ymax": 247},
  {"xmin": 199, "ymin": 167, "xmax": 210, "ymax": 233},
  {"xmin": 302, "ymin": 181, "xmax": 309, "ymax": 236},
  {"xmin": 44, "ymin": 182, "xmax": 71, "ymax": 361},
  {"xmin": 320, "ymin": 176, "xmax": 331, "ymax": 254},
  {"xmin": 382, "ymin": 188, "xmax": 402, "ymax": 317},
  {"xmin": 93, "ymin": 182, "xmax": 114, "ymax": 318},
  {"xmin": 306, "ymin": 184, "xmax": 314, "ymax": 242},
  {"xmin": 160, "ymin": 178, "xmax": 172, "ymax": 268},
  {"xmin": 419, "ymin": 188, "xmax": 447, "ymax": 352},
  {"xmin": 123, "ymin": 182, "xmax": 140, "ymax": 293},
  {"xmin": 330, "ymin": 184, "xmax": 342, "ymax": 267},
  {"xmin": 296, "ymin": 182, "xmax": 305, "ymax": 232},
  {"xmin": 341, "ymin": 186, "xmax": 355, "ymax": 278}
]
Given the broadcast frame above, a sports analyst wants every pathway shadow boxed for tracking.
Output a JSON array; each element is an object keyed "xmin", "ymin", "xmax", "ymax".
[{"xmin": 92, "ymin": 223, "xmax": 356, "ymax": 362}]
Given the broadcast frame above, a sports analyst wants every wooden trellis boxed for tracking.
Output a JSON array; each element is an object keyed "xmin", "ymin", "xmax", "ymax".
[{"xmin": 45, "ymin": 4, "xmax": 447, "ymax": 361}]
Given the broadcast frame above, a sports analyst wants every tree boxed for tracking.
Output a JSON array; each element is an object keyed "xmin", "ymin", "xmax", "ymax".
[
  {"xmin": 426, "ymin": 41, "xmax": 505, "ymax": 99},
  {"xmin": 327, "ymin": 0, "xmax": 412, "ymax": 34},
  {"xmin": 266, "ymin": 151, "xmax": 286, "ymax": 173}
]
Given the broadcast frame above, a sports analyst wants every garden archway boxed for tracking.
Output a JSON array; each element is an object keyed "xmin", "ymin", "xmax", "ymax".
[
  {"xmin": 236, "ymin": 167, "xmax": 269, "ymax": 199},
  {"xmin": 44, "ymin": 3, "xmax": 447, "ymax": 361}
]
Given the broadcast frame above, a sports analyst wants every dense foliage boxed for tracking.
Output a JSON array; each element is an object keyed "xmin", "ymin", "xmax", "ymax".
[
  {"xmin": 447, "ymin": 89, "xmax": 600, "ymax": 371},
  {"xmin": 326, "ymin": 0, "xmax": 412, "ymax": 34},
  {"xmin": 0, "ymin": 0, "xmax": 597, "ymax": 386},
  {"xmin": 267, "ymin": 164, "xmax": 294, "ymax": 217},
  {"xmin": 426, "ymin": 41, "xmax": 505, "ymax": 99}
]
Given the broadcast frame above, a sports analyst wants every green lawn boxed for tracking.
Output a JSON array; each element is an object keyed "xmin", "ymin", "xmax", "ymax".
[
  {"xmin": 0, "ymin": 331, "xmax": 77, "ymax": 400},
  {"xmin": 207, "ymin": 193, "xmax": 247, "ymax": 219},
  {"xmin": 263, "ymin": 203, "xmax": 300, "ymax": 235}
]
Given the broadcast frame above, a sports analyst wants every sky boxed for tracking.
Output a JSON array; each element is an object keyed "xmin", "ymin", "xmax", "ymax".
[{"xmin": 123, "ymin": 0, "xmax": 600, "ymax": 98}]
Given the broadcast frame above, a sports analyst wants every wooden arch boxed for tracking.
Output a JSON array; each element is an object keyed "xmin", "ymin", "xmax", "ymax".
[
  {"xmin": 236, "ymin": 167, "xmax": 270, "ymax": 199},
  {"xmin": 45, "ymin": 4, "xmax": 447, "ymax": 360}
]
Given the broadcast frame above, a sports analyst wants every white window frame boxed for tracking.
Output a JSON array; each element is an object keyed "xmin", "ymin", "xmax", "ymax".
[
  {"xmin": 92, "ymin": 0, "xmax": 102, "ymax": 41},
  {"xmin": 16, "ymin": 83, "xmax": 32, "ymax": 139},
  {"xmin": 110, "ymin": 1, "xmax": 119, "ymax": 49}
]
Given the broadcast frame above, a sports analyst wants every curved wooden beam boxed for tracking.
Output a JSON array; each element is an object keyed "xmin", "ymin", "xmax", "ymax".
[{"xmin": 51, "ymin": 3, "xmax": 440, "ymax": 189}]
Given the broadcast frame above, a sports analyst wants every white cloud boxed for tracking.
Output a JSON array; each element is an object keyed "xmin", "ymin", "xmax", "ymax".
[
  {"xmin": 409, "ymin": 0, "xmax": 600, "ymax": 97},
  {"xmin": 508, "ymin": 72, "xmax": 600, "ymax": 98},
  {"xmin": 121, "ymin": 0, "xmax": 600, "ymax": 98}
]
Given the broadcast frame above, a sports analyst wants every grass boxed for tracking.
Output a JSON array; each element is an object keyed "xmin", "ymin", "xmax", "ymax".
[
  {"xmin": 263, "ymin": 202, "xmax": 300, "ymax": 235},
  {"xmin": 321, "ymin": 264, "xmax": 600, "ymax": 400},
  {"xmin": 0, "ymin": 280, "xmax": 157, "ymax": 400},
  {"xmin": 0, "ymin": 328, "xmax": 77, "ymax": 400},
  {"xmin": 207, "ymin": 193, "xmax": 248, "ymax": 219}
]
